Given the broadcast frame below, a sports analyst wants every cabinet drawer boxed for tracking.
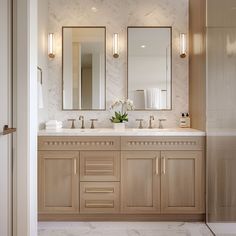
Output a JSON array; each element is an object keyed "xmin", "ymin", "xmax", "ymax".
[
  {"xmin": 80, "ymin": 182, "xmax": 120, "ymax": 213},
  {"xmin": 38, "ymin": 136, "xmax": 120, "ymax": 151},
  {"xmin": 80, "ymin": 151, "xmax": 120, "ymax": 181}
]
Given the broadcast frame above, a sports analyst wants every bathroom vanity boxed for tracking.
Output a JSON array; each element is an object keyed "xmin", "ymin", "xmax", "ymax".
[{"xmin": 38, "ymin": 128, "xmax": 205, "ymax": 221}]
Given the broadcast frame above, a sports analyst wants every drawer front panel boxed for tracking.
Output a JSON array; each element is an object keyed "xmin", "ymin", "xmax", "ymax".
[
  {"xmin": 121, "ymin": 136, "xmax": 204, "ymax": 151},
  {"xmin": 38, "ymin": 136, "xmax": 120, "ymax": 151},
  {"xmin": 80, "ymin": 182, "xmax": 120, "ymax": 213},
  {"xmin": 80, "ymin": 151, "xmax": 120, "ymax": 181}
]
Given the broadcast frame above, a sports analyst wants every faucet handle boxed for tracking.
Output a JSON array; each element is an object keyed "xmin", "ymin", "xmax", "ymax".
[
  {"xmin": 158, "ymin": 119, "xmax": 167, "ymax": 129},
  {"xmin": 68, "ymin": 119, "xmax": 76, "ymax": 129},
  {"xmin": 90, "ymin": 119, "xmax": 98, "ymax": 129},
  {"xmin": 136, "ymin": 119, "xmax": 144, "ymax": 129}
]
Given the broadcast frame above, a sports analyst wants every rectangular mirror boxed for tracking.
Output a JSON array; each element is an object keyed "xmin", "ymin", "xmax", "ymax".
[
  {"xmin": 62, "ymin": 27, "xmax": 106, "ymax": 110},
  {"xmin": 128, "ymin": 27, "xmax": 172, "ymax": 110}
]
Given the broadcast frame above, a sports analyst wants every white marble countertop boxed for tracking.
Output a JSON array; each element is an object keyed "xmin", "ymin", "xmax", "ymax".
[{"xmin": 38, "ymin": 128, "xmax": 206, "ymax": 137}]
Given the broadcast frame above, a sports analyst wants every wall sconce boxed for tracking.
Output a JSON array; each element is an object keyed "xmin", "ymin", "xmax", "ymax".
[
  {"xmin": 113, "ymin": 33, "xmax": 119, "ymax": 58},
  {"xmin": 180, "ymin": 33, "xmax": 187, "ymax": 58},
  {"xmin": 48, "ymin": 33, "xmax": 55, "ymax": 59}
]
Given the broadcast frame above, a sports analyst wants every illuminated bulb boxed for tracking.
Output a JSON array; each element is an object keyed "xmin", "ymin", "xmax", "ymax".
[
  {"xmin": 48, "ymin": 33, "xmax": 55, "ymax": 59},
  {"xmin": 91, "ymin": 7, "xmax": 98, "ymax": 12},
  {"xmin": 141, "ymin": 45, "xmax": 146, "ymax": 48},
  {"xmin": 113, "ymin": 33, "xmax": 119, "ymax": 58},
  {"xmin": 180, "ymin": 33, "xmax": 187, "ymax": 58}
]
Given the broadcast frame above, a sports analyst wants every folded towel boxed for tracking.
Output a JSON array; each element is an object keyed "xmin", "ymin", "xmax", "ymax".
[{"xmin": 45, "ymin": 120, "xmax": 62, "ymax": 130}]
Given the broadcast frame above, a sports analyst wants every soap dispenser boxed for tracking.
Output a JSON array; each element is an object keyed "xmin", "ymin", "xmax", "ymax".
[{"xmin": 179, "ymin": 113, "xmax": 191, "ymax": 128}]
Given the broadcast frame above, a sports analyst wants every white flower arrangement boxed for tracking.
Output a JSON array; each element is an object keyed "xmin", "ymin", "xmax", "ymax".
[{"xmin": 110, "ymin": 98, "xmax": 134, "ymax": 123}]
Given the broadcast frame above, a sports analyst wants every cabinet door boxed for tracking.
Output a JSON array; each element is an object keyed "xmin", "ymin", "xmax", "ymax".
[
  {"xmin": 161, "ymin": 151, "xmax": 204, "ymax": 213},
  {"xmin": 121, "ymin": 151, "xmax": 161, "ymax": 213},
  {"xmin": 80, "ymin": 151, "xmax": 120, "ymax": 181},
  {"xmin": 38, "ymin": 151, "xmax": 79, "ymax": 213}
]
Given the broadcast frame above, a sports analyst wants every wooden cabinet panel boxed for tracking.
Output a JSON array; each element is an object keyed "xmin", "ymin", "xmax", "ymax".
[
  {"xmin": 121, "ymin": 136, "xmax": 204, "ymax": 151},
  {"xmin": 80, "ymin": 151, "xmax": 120, "ymax": 181},
  {"xmin": 38, "ymin": 151, "xmax": 79, "ymax": 213},
  {"xmin": 80, "ymin": 182, "xmax": 120, "ymax": 213},
  {"xmin": 161, "ymin": 151, "xmax": 204, "ymax": 213},
  {"xmin": 121, "ymin": 151, "xmax": 161, "ymax": 213},
  {"xmin": 38, "ymin": 136, "xmax": 120, "ymax": 151}
]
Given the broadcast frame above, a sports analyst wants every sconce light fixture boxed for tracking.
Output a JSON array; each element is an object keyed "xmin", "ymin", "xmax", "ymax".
[
  {"xmin": 180, "ymin": 33, "xmax": 187, "ymax": 58},
  {"xmin": 48, "ymin": 33, "xmax": 55, "ymax": 59},
  {"xmin": 113, "ymin": 33, "xmax": 119, "ymax": 58}
]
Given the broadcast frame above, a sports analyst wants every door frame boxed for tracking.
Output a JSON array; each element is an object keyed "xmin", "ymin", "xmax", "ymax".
[{"xmin": 13, "ymin": 0, "xmax": 38, "ymax": 235}]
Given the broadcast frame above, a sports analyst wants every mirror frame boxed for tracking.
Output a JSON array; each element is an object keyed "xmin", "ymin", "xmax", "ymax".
[
  {"xmin": 62, "ymin": 26, "xmax": 107, "ymax": 111},
  {"xmin": 127, "ymin": 26, "xmax": 172, "ymax": 111}
]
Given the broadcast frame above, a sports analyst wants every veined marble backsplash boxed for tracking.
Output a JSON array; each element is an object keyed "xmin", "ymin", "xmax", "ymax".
[{"xmin": 39, "ymin": 0, "xmax": 189, "ymax": 129}]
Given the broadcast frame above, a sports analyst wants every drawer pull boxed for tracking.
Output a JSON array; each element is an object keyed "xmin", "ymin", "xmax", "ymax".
[
  {"xmin": 155, "ymin": 157, "xmax": 159, "ymax": 175},
  {"xmin": 85, "ymin": 188, "xmax": 114, "ymax": 194},
  {"xmin": 85, "ymin": 201, "xmax": 114, "ymax": 208}
]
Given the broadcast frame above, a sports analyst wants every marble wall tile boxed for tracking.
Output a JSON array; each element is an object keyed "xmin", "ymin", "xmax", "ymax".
[{"xmin": 44, "ymin": 0, "xmax": 189, "ymax": 129}]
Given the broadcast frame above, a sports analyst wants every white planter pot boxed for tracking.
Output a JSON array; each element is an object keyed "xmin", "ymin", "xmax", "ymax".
[{"xmin": 113, "ymin": 122, "xmax": 126, "ymax": 130}]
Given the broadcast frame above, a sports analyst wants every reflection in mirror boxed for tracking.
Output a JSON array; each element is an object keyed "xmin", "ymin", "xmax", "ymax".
[
  {"xmin": 62, "ymin": 27, "xmax": 106, "ymax": 110},
  {"xmin": 128, "ymin": 27, "xmax": 172, "ymax": 110}
]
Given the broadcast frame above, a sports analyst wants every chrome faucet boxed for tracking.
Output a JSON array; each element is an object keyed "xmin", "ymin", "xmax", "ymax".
[
  {"xmin": 148, "ymin": 116, "xmax": 154, "ymax": 129},
  {"xmin": 79, "ymin": 116, "xmax": 85, "ymax": 129}
]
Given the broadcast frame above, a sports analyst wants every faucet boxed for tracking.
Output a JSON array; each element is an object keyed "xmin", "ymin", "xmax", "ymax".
[
  {"xmin": 158, "ymin": 119, "xmax": 167, "ymax": 129},
  {"xmin": 148, "ymin": 116, "xmax": 154, "ymax": 129},
  {"xmin": 136, "ymin": 119, "xmax": 144, "ymax": 129},
  {"xmin": 79, "ymin": 115, "xmax": 85, "ymax": 129}
]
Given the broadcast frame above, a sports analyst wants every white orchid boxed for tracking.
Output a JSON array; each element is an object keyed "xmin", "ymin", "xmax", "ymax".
[{"xmin": 110, "ymin": 98, "xmax": 134, "ymax": 123}]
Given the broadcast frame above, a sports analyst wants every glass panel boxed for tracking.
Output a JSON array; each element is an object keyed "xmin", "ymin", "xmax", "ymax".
[{"xmin": 206, "ymin": 0, "xmax": 236, "ymax": 233}]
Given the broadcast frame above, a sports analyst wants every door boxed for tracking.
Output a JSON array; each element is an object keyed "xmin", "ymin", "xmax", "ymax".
[
  {"xmin": 161, "ymin": 151, "xmax": 204, "ymax": 213},
  {"xmin": 0, "ymin": 0, "xmax": 14, "ymax": 235},
  {"xmin": 121, "ymin": 151, "xmax": 161, "ymax": 213},
  {"xmin": 38, "ymin": 151, "xmax": 79, "ymax": 213}
]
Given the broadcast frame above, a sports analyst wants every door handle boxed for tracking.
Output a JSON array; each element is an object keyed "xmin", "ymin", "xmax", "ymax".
[
  {"xmin": 155, "ymin": 157, "xmax": 159, "ymax": 175},
  {"xmin": 0, "ymin": 125, "xmax": 16, "ymax": 136},
  {"xmin": 161, "ymin": 156, "xmax": 166, "ymax": 174}
]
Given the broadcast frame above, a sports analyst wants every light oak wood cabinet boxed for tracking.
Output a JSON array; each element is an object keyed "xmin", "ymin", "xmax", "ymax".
[
  {"xmin": 161, "ymin": 151, "xmax": 204, "ymax": 213},
  {"xmin": 80, "ymin": 151, "xmax": 120, "ymax": 182},
  {"xmin": 121, "ymin": 151, "xmax": 161, "ymax": 213},
  {"xmin": 38, "ymin": 135, "xmax": 205, "ymax": 220},
  {"xmin": 80, "ymin": 182, "xmax": 120, "ymax": 213},
  {"xmin": 38, "ymin": 151, "xmax": 79, "ymax": 213}
]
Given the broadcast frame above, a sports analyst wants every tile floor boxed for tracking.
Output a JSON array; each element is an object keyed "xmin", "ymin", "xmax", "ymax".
[{"xmin": 38, "ymin": 222, "xmax": 214, "ymax": 236}]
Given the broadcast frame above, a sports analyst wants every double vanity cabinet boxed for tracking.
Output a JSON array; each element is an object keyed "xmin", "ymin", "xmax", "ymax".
[{"xmin": 38, "ymin": 129, "xmax": 205, "ymax": 221}]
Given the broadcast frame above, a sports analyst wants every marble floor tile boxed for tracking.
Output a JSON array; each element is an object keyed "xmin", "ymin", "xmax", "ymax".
[{"xmin": 38, "ymin": 222, "xmax": 213, "ymax": 236}]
